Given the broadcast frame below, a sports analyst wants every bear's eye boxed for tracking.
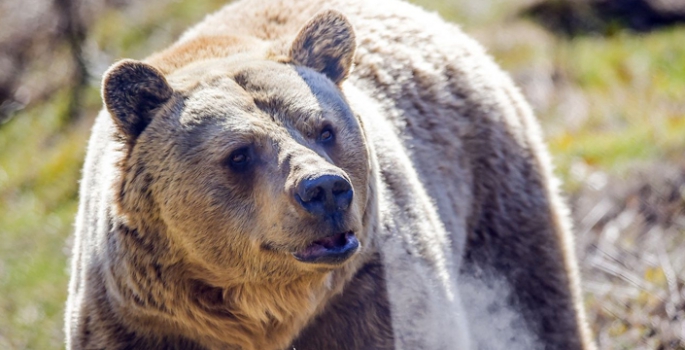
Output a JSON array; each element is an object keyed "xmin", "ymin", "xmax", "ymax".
[
  {"xmin": 232, "ymin": 153, "xmax": 247, "ymax": 163},
  {"xmin": 227, "ymin": 147, "xmax": 252, "ymax": 172},
  {"xmin": 319, "ymin": 127, "xmax": 335, "ymax": 143}
]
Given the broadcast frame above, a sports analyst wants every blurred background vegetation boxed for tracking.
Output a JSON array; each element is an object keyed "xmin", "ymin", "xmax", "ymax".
[{"xmin": 0, "ymin": 0, "xmax": 684, "ymax": 348}]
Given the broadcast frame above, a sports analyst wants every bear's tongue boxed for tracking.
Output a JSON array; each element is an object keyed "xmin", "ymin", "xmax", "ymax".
[
  {"xmin": 293, "ymin": 232, "xmax": 358, "ymax": 263},
  {"xmin": 317, "ymin": 231, "xmax": 349, "ymax": 249}
]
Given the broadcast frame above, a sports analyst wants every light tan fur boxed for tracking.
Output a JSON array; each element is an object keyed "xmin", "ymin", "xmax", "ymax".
[{"xmin": 66, "ymin": 1, "xmax": 595, "ymax": 349}]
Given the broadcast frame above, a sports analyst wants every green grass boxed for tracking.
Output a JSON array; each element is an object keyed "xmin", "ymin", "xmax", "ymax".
[
  {"xmin": 469, "ymin": 20, "xmax": 685, "ymax": 186},
  {"xmin": 549, "ymin": 29, "xmax": 685, "ymax": 181},
  {"xmin": 0, "ymin": 91, "xmax": 88, "ymax": 348},
  {"xmin": 413, "ymin": 0, "xmax": 685, "ymax": 181}
]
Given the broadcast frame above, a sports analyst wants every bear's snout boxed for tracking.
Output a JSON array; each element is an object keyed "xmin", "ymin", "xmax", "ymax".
[{"xmin": 295, "ymin": 173, "xmax": 353, "ymax": 218}]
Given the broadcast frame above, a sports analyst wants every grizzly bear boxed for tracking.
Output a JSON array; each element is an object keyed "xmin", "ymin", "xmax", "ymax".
[{"xmin": 65, "ymin": 0, "xmax": 596, "ymax": 349}]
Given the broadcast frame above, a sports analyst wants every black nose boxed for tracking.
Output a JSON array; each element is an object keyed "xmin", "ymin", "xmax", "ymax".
[{"xmin": 296, "ymin": 174, "xmax": 353, "ymax": 216}]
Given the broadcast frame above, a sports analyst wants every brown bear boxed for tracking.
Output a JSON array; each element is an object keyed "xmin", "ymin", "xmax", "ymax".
[{"xmin": 65, "ymin": 0, "xmax": 596, "ymax": 349}]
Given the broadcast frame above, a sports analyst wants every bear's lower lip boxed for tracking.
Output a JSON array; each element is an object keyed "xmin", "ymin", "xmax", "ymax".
[{"xmin": 293, "ymin": 231, "xmax": 359, "ymax": 264}]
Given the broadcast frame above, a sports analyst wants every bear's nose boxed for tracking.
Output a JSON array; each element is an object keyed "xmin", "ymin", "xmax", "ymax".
[{"xmin": 296, "ymin": 174, "xmax": 353, "ymax": 216}]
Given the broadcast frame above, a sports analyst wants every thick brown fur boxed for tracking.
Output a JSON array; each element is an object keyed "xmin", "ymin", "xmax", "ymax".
[{"xmin": 66, "ymin": 1, "xmax": 596, "ymax": 349}]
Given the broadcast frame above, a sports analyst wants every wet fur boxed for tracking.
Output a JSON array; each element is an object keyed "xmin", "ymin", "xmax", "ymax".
[{"xmin": 66, "ymin": 1, "xmax": 595, "ymax": 349}]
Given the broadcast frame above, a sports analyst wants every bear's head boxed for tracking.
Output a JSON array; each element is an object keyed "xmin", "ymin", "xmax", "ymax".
[{"xmin": 101, "ymin": 11, "xmax": 373, "ymax": 287}]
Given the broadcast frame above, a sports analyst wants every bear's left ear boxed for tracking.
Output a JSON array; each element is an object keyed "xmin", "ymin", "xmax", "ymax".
[
  {"xmin": 289, "ymin": 10, "xmax": 356, "ymax": 85},
  {"xmin": 102, "ymin": 59, "xmax": 173, "ymax": 143}
]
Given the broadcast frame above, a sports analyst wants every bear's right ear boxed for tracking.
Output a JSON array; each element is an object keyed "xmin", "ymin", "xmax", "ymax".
[
  {"xmin": 289, "ymin": 10, "xmax": 356, "ymax": 85},
  {"xmin": 102, "ymin": 59, "xmax": 173, "ymax": 142}
]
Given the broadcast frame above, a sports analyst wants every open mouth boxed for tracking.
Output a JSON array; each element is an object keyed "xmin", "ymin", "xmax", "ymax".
[{"xmin": 293, "ymin": 231, "xmax": 359, "ymax": 265}]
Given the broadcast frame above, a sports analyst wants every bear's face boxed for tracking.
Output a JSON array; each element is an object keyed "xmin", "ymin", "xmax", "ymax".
[
  {"xmin": 165, "ymin": 60, "xmax": 369, "ymax": 274},
  {"xmin": 102, "ymin": 11, "xmax": 368, "ymax": 282}
]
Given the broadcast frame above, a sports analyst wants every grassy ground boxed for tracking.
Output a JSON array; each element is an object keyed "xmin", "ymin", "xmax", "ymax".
[{"xmin": 0, "ymin": 0, "xmax": 684, "ymax": 348}]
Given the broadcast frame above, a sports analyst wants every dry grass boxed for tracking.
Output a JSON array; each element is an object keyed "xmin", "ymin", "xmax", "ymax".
[{"xmin": 572, "ymin": 163, "xmax": 685, "ymax": 349}]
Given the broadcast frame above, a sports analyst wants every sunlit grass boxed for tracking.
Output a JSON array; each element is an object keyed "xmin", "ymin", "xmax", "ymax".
[
  {"xmin": 0, "ymin": 91, "xmax": 90, "ymax": 348},
  {"xmin": 90, "ymin": 0, "xmax": 227, "ymax": 62},
  {"xmin": 549, "ymin": 28, "xmax": 685, "ymax": 178},
  {"xmin": 473, "ymin": 21, "xmax": 685, "ymax": 183}
]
